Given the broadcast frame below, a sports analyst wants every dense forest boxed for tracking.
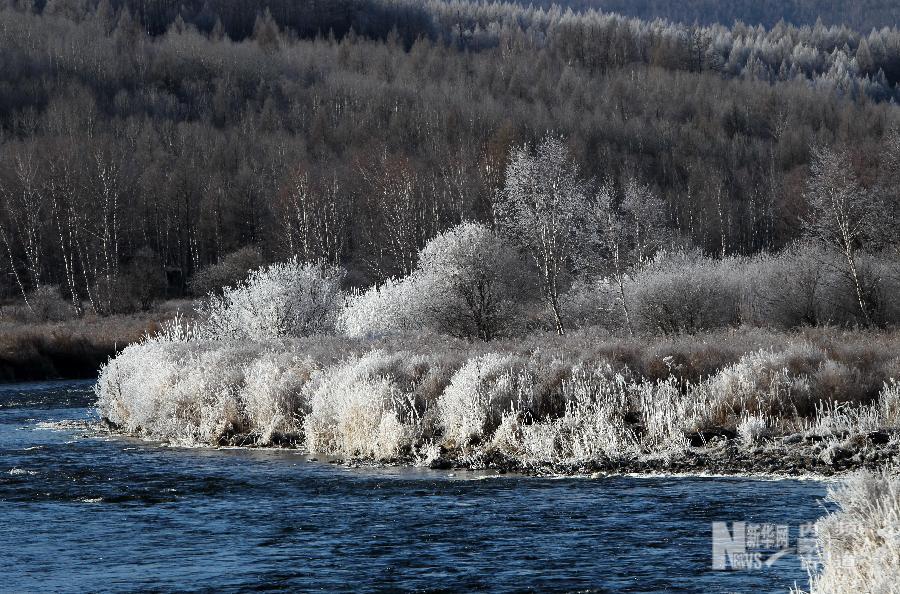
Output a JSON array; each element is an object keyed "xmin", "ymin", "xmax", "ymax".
[
  {"xmin": 532, "ymin": 0, "xmax": 900, "ymax": 31},
  {"xmin": 0, "ymin": 0, "xmax": 898, "ymax": 320}
]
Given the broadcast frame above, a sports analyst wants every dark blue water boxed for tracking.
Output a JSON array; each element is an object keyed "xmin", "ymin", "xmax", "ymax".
[{"xmin": 0, "ymin": 381, "xmax": 829, "ymax": 593}]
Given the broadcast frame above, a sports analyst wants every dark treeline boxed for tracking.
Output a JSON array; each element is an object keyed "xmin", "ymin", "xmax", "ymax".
[{"xmin": 0, "ymin": 0, "xmax": 899, "ymax": 315}]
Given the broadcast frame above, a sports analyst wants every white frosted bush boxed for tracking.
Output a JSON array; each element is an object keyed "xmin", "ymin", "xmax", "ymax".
[
  {"xmin": 96, "ymin": 340, "xmax": 185, "ymax": 437},
  {"xmin": 338, "ymin": 278, "xmax": 421, "ymax": 338},
  {"xmin": 302, "ymin": 350, "xmax": 430, "ymax": 460},
  {"xmin": 879, "ymin": 380, "xmax": 900, "ymax": 427},
  {"xmin": 531, "ymin": 366, "xmax": 636, "ymax": 463},
  {"xmin": 702, "ymin": 346, "xmax": 819, "ymax": 425},
  {"xmin": 747, "ymin": 241, "xmax": 835, "ymax": 327},
  {"xmin": 495, "ymin": 365, "xmax": 639, "ymax": 465},
  {"xmin": 627, "ymin": 250, "xmax": 745, "ymax": 334},
  {"xmin": 638, "ymin": 378, "xmax": 695, "ymax": 451},
  {"xmin": 340, "ymin": 223, "xmax": 528, "ymax": 340},
  {"xmin": 97, "ymin": 336, "xmax": 315, "ymax": 446},
  {"xmin": 197, "ymin": 259, "xmax": 344, "ymax": 341},
  {"xmin": 804, "ymin": 469, "xmax": 900, "ymax": 594},
  {"xmin": 737, "ymin": 413, "xmax": 769, "ymax": 445},
  {"xmin": 438, "ymin": 354, "xmax": 529, "ymax": 447},
  {"xmin": 415, "ymin": 222, "xmax": 526, "ymax": 340},
  {"xmin": 811, "ymin": 401, "xmax": 882, "ymax": 439},
  {"xmin": 304, "ymin": 375, "xmax": 407, "ymax": 460},
  {"xmin": 239, "ymin": 352, "xmax": 310, "ymax": 443}
]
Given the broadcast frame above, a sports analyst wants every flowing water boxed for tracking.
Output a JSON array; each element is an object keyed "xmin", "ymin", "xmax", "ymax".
[{"xmin": 1, "ymin": 380, "xmax": 831, "ymax": 593}]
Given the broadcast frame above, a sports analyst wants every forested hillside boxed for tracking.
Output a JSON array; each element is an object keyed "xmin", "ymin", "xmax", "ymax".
[
  {"xmin": 534, "ymin": 0, "xmax": 900, "ymax": 31},
  {"xmin": 0, "ymin": 0, "xmax": 898, "ymax": 316}
]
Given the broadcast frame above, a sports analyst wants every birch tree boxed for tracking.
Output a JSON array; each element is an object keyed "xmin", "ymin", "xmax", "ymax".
[
  {"xmin": 495, "ymin": 135, "xmax": 587, "ymax": 335},
  {"xmin": 583, "ymin": 178, "xmax": 671, "ymax": 336},
  {"xmin": 804, "ymin": 146, "xmax": 881, "ymax": 326}
]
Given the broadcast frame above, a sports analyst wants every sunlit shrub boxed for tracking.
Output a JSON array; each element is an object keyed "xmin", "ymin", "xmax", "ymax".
[
  {"xmin": 197, "ymin": 259, "xmax": 344, "ymax": 340},
  {"xmin": 339, "ymin": 223, "xmax": 530, "ymax": 340},
  {"xmin": 302, "ymin": 350, "xmax": 442, "ymax": 460},
  {"xmin": 438, "ymin": 353, "xmax": 529, "ymax": 447}
]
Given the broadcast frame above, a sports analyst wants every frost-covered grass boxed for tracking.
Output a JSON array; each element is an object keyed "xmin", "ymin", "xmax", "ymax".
[
  {"xmin": 97, "ymin": 321, "xmax": 900, "ymax": 468},
  {"xmin": 800, "ymin": 468, "xmax": 900, "ymax": 594}
]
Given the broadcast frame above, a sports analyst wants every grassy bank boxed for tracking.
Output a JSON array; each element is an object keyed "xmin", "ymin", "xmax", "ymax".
[
  {"xmin": 96, "ymin": 325, "xmax": 900, "ymax": 476},
  {"xmin": 0, "ymin": 302, "xmax": 191, "ymax": 383}
]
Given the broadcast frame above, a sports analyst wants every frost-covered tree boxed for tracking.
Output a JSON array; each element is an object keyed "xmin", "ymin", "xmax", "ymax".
[
  {"xmin": 416, "ymin": 222, "xmax": 526, "ymax": 340},
  {"xmin": 341, "ymin": 223, "xmax": 528, "ymax": 340},
  {"xmin": 197, "ymin": 259, "xmax": 345, "ymax": 341},
  {"xmin": 495, "ymin": 135, "xmax": 589, "ymax": 335},
  {"xmin": 804, "ymin": 146, "xmax": 882, "ymax": 326},
  {"xmin": 582, "ymin": 178, "xmax": 671, "ymax": 335}
]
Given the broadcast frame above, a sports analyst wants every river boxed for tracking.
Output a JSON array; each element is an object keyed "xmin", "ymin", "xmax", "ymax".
[{"xmin": 0, "ymin": 380, "xmax": 829, "ymax": 593}]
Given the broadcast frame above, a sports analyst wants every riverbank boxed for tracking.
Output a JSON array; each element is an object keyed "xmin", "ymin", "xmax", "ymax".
[
  {"xmin": 423, "ymin": 432, "xmax": 900, "ymax": 478},
  {"xmin": 0, "ymin": 302, "xmax": 191, "ymax": 383},
  {"xmin": 96, "ymin": 325, "xmax": 900, "ymax": 478}
]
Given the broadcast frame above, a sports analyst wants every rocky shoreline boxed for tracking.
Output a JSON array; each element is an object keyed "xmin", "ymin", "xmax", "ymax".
[
  {"xmin": 428, "ymin": 431, "xmax": 900, "ymax": 477},
  {"xmin": 99, "ymin": 417, "xmax": 899, "ymax": 478}
]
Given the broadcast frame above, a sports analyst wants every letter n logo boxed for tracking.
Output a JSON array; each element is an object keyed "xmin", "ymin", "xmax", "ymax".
[{"xmin": 712, "ymin": 522, "xmax": 746, "ymax": 570}]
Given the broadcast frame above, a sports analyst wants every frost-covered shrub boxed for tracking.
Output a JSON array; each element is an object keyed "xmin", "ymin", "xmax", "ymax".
[
  {"xmin": 856, "ymin": 251, "xmax": 900, "ymax": 328},
  {"xmin": 531, "ymin": 365, "xmax": 637, "ymax": 462},
  {"xmin": 302, "ymin": 350, "xmax": 445, "ymax": 460},
  {"xmin": 197, "ymin": 259, "xmax": 344, "ymax": 340},
  {"xmin": 752, "ymin": 247, "xmax": 900, "ymax": 330},
  {"xmin": 746, "ymin": 241, "xmax": 834, "ymax": 328},
  {"xmin": 879, "ymin": 380, "xmax": 900, "ymax": 428},
  {"xmin": 701, "ymin": 345, "xmax": 820, "ymax": 426},
  {"xmin": 486, "ymin": 364, "xmax": 635, "ymax": 464},
  {"xmin": 804, "ymin": 469, "xmax": 900, "ymax": 594},
  {"xmin": 415, "ymin": 222, "xmax": 527, "ymax": 340},
  {"xmin": 491, "ymin": 365, "xmax": 708, "ymax": 464},
  {"xmin": 97, "ymin": 339, "xmax": 249, "ymax": 444},
  {"xmin": 810, "ymin": 400, "xmax": 882, "ymax": 439},
  {"xmin": 627, "ymin": 250, "xmax": 745, "ymax": 334},
  {"xmin": 338, "ymin": 277, "xmax": 422, "ymax": 338},
  {"xmin": 304, "ymin": 373, "xmax": 409, "ymax": 460},
  {"xmin": 637, "ymin": 377, "xmax": 697, "ymax": 451},
  {"xmin": 737, "ymin": 413, "xmax": 769, "ymax": 445},
  {"xmin": 438, "ymin": 354, "xmax": 529, "ymax": 447},
  {"xmin": 340, "ymin": 223, "xmax": 529, "ymax": 340},
  {"xmin": 239, "ymin": 352, "xmax": 311, "ymax": 443},
  {"xmin": 96, "ymin": 331, "xmax": 317, "ymax": 446}
]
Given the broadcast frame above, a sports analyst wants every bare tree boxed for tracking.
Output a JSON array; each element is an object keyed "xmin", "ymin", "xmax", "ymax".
[{"xmin": 278, "ymin": 166, "xmax": 347, "ymax": 266}]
